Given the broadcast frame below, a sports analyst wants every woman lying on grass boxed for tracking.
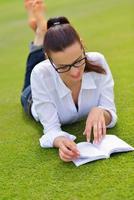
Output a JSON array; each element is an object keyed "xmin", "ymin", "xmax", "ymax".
[{"xmin": 21, "ymin": 0, "xmax": 117, "ymax": 162}]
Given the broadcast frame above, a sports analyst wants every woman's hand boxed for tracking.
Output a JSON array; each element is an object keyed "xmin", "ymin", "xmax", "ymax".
[
  {"xmin": 53, "ymin": 136, "xmax": 80, "ymax": 162},
  {"xmin": 84, "ymin": 107, "xmax": 110, "ymax": 144}
]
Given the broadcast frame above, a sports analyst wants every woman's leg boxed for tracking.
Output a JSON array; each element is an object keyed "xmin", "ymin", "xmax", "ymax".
[
  {"xmin": 22, "ymin": 47, "xmax": 45, "ymax": 91},
  {"xmin": 21, "ymin": 0, "xmax": 47, "ymax": 117}
]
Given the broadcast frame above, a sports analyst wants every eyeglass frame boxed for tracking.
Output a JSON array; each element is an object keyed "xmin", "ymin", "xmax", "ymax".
[{"xmin": 48, "ymin": 51, "xmax": 87, "ymax": 73}]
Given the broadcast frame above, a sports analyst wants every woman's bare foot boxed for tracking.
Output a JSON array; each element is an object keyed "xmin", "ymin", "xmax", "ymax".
[
  {"xmin": 33, "ymin": 0, "xmax": 46, "ymax": 30},
  {"xmin": 32, "ymin": 0, "xmax": 47, "ymax": 46},
  {"xmin": 24, "ymin": 0, "xmax": 37, "ymax": 32}
]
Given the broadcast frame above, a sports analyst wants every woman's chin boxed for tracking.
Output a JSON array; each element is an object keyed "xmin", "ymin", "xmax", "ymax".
[{"xmin": 71, "ymin": 74, "xmax": 82, "ymax": 81}]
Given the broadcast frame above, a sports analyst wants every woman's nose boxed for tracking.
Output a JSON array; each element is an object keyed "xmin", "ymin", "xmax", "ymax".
[{"xmin": 70, "ymin": 67, "xmax": 80, "ymax": 76}]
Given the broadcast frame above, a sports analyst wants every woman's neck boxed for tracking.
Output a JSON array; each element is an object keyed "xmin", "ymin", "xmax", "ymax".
[{"xmin": 64, "ymin": 79, "xmax": 82, "ymax": 91}]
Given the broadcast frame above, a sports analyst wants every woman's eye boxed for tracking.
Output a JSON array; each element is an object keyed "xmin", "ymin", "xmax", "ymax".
[
  {"xmin": 60, "ymin": 65, "xmax": 69, "ymax": 69},
  {"xmin": 74, "ymin": 60, "xmax": 82, "ymax": 66},
  {"xmin": 64, "ymin": 65, "xmax": 70, "ymax": 69}
]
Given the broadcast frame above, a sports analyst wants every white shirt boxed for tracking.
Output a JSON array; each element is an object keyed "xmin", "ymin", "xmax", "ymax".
[{"xmin": 31, "ymin": 52, "xmax": 117, "ymax": 148}]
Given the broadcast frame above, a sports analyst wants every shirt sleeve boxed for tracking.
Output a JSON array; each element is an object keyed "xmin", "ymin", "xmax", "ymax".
[
  {"xmin": 97, "ymin": 54, "xmax": 117, "ymax": 128},
  {"xmin": 31, "ymin": 69, "xmax": 76, "ymax": 148}
]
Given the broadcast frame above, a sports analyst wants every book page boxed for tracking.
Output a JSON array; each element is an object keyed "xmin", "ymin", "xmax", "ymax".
[
  {"xmin": 72, "ymin": 135, "xmax": 134, "ymax": 167},
  {"xmin": 72, "ymin": 142, "xmax": 107, "ymax": 167},
  {"xmin": 93, "ymin": 135, "xmax": 134, "ymax": 156},
  {"xmin": 76, "ymin": 142, "xmax": 106, "ymax": 158}
]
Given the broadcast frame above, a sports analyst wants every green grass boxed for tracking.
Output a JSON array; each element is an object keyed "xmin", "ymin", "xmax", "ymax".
[{"xmin": 0, "ymin": 0, "xmax": 134, "ymax": 199}]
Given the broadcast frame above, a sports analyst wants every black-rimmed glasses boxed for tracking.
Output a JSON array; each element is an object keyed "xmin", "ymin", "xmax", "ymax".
[{"xmin": 49, "ymin": 55, "xmax": 87, "ymax": 73}]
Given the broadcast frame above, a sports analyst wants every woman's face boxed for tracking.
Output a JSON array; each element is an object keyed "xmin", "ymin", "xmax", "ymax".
[{"xmin": 49, "ymin": 42, "xmax": 86, "ymax": 85}]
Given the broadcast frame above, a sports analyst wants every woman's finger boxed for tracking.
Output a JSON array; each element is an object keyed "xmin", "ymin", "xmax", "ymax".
[
  {"xmin": 102, "ymin": 119, "xmax": 106, "ymax": 136},
  {"xmin": 59, "ymin": 149, "xmax": 75, "ymax": 161},
  {"xmin": 85, "ymin": 124, "xmax": 92, "ymax": 142},
  {"xmin": 64, "ymin": 140, "xmax": 80, "ymax": 156},
  {"xmin": 98, "ymin": 121, "xmax": 102, "ymax": 142},
  {"xmin": 60, "ymin": 143, "xmax": 77, "ymax": 157},
  {"xmin": 93, "ymin": 122, "xmax": 98, "ymax": 143}
]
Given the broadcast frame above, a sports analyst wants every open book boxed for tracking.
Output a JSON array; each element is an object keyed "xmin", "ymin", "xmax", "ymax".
[{"xmin": 73, "ymin": 135, "xmax": 134, "ymax": 167}]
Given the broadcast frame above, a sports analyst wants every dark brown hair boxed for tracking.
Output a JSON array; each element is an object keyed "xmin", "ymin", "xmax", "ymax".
[{"xmin": 43, "ymin": 16, "xmax": 106, "ymax": 74}]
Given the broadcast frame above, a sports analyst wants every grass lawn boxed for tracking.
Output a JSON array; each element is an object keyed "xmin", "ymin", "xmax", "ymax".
[{"xmin": 0, "ymin": 0, "xmax": 134, "ymax": 199}]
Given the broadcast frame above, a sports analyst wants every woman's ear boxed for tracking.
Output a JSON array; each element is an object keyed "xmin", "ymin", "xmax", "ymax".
[{"xmin": 44, "ymin": 52, "xmax": 48, "ymax": 59}]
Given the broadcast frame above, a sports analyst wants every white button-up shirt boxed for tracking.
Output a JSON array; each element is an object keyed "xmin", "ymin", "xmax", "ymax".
[{"xmin": 31, "ymin": 52, "xmax": 117, "ymax": 148}]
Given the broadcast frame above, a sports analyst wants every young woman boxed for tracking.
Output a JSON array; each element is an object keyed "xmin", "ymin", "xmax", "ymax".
[{"xmin": 21, "ymin": 0, "xmax": 117, "ymax": 162}]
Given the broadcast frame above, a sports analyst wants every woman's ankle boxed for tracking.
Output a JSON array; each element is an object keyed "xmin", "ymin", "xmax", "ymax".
[{"xmin": 34, "ymin": 27, "xmax": 46, "ymax": 46}]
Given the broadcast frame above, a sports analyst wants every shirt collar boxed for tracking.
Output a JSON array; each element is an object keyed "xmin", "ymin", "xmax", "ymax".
[
  {"xmin": 56, "ymin": 72, "xmax": 97, "ymax": 98},
  {"xmin": 56, "ymin": 74, "xmax": 70, "ymax": 98},
  {"xmin": 81, "ymin": 72, "xmax": 97, "ymax": 90}
]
